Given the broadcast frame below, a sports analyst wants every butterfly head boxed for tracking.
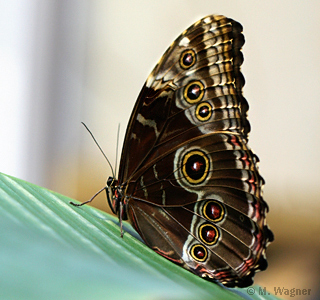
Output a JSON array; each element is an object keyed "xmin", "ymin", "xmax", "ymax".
[{"xmin": 106, "ymin": 176, "xmax": 128, "ymax": 221}]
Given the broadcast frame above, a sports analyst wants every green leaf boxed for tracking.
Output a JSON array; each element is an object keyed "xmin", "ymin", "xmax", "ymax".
[{"xmin": 0, "ymin": 173, "xmax": 280, "ymax": 300}]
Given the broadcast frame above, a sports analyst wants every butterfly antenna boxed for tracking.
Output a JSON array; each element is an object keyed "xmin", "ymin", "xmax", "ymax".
[
  {"xmin": 81, "ymin": 122, "xmax": 115, "ymax": 178},
  {"xmin": 114, "ymin": 123, "xmax": 120, "ymax": 179}
]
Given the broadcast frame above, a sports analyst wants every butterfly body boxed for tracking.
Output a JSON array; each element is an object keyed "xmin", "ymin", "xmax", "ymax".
[{"xmin": 106, "ymin": 15, "xmax": 273, "ymax": 287}]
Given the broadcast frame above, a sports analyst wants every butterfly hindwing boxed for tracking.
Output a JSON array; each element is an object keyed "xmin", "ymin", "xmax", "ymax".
[
  {"xmin": 128, "ymin": 200, "xmax": 266, "ymax": 287},
  {"xmin": 126, "ymin": 132, "xmax": 271, "ymax": 287}
]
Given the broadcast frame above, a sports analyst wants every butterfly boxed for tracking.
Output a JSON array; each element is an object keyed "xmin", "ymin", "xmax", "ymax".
[{"xmin": 76, "ymin": 14, "xmax": 274, "ymax": 287}]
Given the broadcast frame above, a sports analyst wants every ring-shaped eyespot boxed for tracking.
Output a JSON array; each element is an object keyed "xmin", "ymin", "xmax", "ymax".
[
  {"xmin": 190, "ymin": 244, "xmax": 208, "ymax": 262},
  {"xmin": 195, "ymin": 102, "xmax": 212, "ymax": 121},
  {"xmin": 183, "ymin": 81, "xmax": 205, "ymax": 104},
  {"xmin": 199, "ymin": 223, "xmax": 219, "ymax": 246},
  {"xmin": 182, "ymin": 150, "xmax": 209, "ymax": 184},
  {"xmin": 203, "ymin": 200, "xmax": 225, "ymax": 222},
  {"xmin": 180, "ymin": 49, "xmax": 196, "ymax": 69}
]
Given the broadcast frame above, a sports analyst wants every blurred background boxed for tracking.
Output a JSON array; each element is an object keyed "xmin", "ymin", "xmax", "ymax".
[{"xmin": 1, "ymin": 1, "xmax": 319, "ymax": 298}]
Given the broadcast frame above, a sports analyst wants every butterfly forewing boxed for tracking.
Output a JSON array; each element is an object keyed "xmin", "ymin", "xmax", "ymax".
[{"xmin": 113, "ymin": 15, "xmax": 273, "ymax": 287}]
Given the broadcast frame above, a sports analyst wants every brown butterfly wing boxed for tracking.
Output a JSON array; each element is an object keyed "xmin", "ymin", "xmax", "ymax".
[
  {"xmin": 118, "ymin": 15, "xmax": 249, "ymax": 183},
  {"xmin": 126, "ymin": 133, "xmax": 272, "ymax": 287},
  {"xmin": 117, "ymin": 15, "xmax": 273, "ymax": 287}
]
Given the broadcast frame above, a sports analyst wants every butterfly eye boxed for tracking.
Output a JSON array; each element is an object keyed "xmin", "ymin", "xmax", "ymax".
[
  {"xmin": 182, "ymin": 150, "xmax": 209, "ymax": 184},
  {"xmin": 184, "ymin": 80, "xmax": 205, "ymax": 104},
  {"xmin": 180, "ymin": 49, "xmax": 196, "ymax": 69},
  {"xmin": 203, "ymin": 200, "xmax": 225, "ymax": 222},
  {"xmin": 196, "ymin": 102, "xmax": 212, "ymax": 121},
  {"xmin": 199, "ymin": 224, "xmax": 219, "ymax": 245},
  {"xmin": 190, "ymin": 244, "xmax": 208, "ymax": 262}
]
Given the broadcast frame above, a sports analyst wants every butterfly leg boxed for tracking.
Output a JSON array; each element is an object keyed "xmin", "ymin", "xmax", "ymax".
[
  {"xmin": 69, "ymin": 186, "xmax": 107, "ymax": 206},
  {"xmin": 119, "ymin": 200, "xmax": 124, "ymax": 238}
]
